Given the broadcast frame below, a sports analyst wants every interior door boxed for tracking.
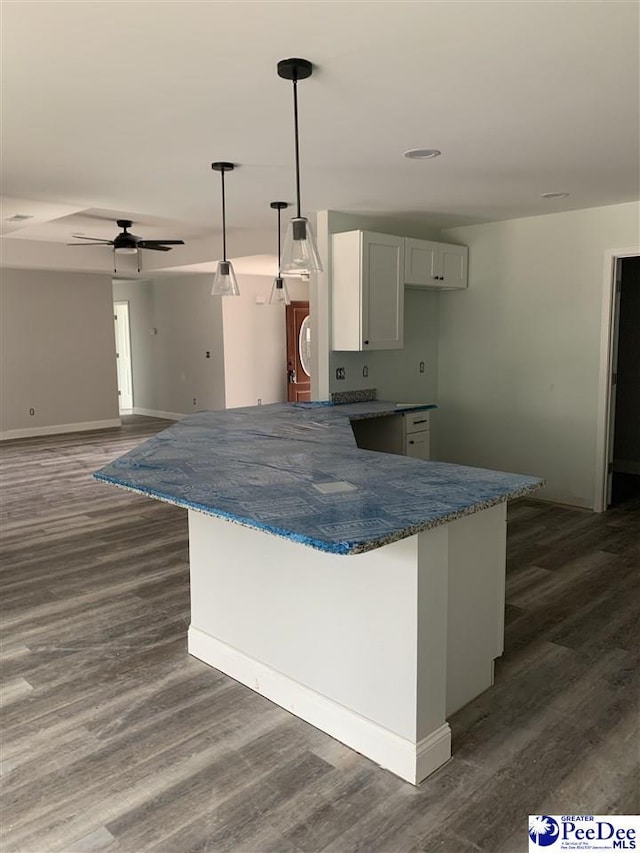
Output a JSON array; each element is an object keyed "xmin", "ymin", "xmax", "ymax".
[
  {"xmin": 285, "ymin": 301, "xmax": 311, "ymax": 402},
  {"xmin": 113, "ymin": 301, "xmax": 133, "ymax": 411}
]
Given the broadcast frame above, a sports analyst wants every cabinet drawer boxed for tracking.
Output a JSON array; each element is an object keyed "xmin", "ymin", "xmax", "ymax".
[
  {"xmin": 405, "ymin": 430, "xmax": 430, "ymax": 460},
  {"xmin": 404, "ymin": 411, "xmax": 430, "ymax": 433}
]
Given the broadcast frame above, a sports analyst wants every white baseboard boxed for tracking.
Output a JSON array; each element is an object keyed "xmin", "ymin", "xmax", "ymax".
[
  {"xmin": 132, "ymin": 407, "xmax": 185, "ymax": 421},
  {"xmin": 0, "ymin": 418, "xmax": 121, "ymax": 441},
  {"xmin": 188, "ymin": 626, "xmax": 451, "ymax": 785},
  {"xmin": 524, "ymin": 492, "xmax": 593, "ymax": 510}
]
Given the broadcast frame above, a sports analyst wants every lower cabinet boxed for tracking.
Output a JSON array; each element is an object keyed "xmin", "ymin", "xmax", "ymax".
[
  {"xmin": 351, "ymin": 411, "xmax": 431, "ymax": 460},
  {"xmin": 404, "ymin": 411, "xmax": 431, "ymax": 460}
]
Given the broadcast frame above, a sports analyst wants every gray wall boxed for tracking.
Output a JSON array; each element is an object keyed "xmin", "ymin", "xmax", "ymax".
[
  {"xmin": 113, "ymin": 275, "xmax": 225, "ymax": 416},
  {"xmin": 149, "ymin": 276, "xmax": 226, "ymax": 415},
  {"xmin": 113, "ymin": 273, "xmax": 305, "ymax": 415},
  {"xmin": 1, "ymin": 268, "xmax": 119, "ymax": 434},
  {"xmin": 437, "ymin": 202, "xmax": 640, "ymax": 507}
]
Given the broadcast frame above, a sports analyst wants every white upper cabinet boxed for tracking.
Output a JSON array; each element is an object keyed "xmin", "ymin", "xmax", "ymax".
[
  {"xmin": 332, "ymin": 231, "xmax": 404, "ymax": 351},
  {"xmin": 404, "ymin": 238, "xmax": 468, "ymax": 290}
]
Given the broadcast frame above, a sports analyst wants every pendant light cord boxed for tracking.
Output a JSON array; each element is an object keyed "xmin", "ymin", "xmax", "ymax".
[
  {"xmin": 292, "ymin": 76, "xmax": 302, "ymax": 219},
  {"xmin": 221, "ymin": 168, "xmax": 227, "ymax": 262},
  {"xmin": 277, "ymin": 206, "xmax": 282, "ymax": 273}
]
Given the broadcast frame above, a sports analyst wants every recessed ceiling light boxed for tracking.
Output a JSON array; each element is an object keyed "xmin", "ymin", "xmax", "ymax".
[
  {"xmin": 404, "ymin": 148, "xmax": 441, "ymax": 160},
  {"xmin": 5, "ymin": 213, "xmax": 34, "ymax": 222},
  {"xmin": 540, "ymin": 192, "xmax": 569, "ymax": 199}
]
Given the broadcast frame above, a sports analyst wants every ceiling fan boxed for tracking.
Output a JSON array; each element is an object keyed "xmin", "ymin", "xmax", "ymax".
[{"xmin": 68, "ymin": 219, "xmax": 185, "ymax": 272}]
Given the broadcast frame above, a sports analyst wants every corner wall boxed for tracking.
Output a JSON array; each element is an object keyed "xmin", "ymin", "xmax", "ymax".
[
  {"xmin": 222, "ymin": 275, "xmax": 308, "ymax": 409},
  {"xmin": 0, "ymin": 268, "xmax": 119, "ymax": 437},
  {"xmin": 330, "ymin": 288, "xmax": 440, "ymax": 404},
  {"xmin": 437, "ymin": 201, "xmax": 640, "ymax": 508}
]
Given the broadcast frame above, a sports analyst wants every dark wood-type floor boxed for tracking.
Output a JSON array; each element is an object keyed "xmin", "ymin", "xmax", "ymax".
[{"xmin": 1, "ymin": 416, "xmax": 638, "ymax": 853}]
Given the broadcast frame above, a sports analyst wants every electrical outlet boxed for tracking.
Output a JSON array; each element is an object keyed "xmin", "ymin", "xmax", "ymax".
[
  {"xmin": 362, "ymin": 365, "xmax": 369, "ymax": 378},
  {"xmin": 29, "ymin": 408, "xmax": 35, "ymax": 416},
  {"xmin": 206, "ymin": 351, "xmax": 211, "ymax": 359},
  {"xmin": 419, "ymin": 361, "xmax": 425, "ymax": 373},
  {"xmin": 336, "ymin": 367, "xmax": 345, "ymax": 380},
  {"xmin": 192, "ymin": 398, "xmax": 197, "ymax": 406},
  {"xmin": 257, "ymin": 398, "xmax": 262, "ymax": 405}
]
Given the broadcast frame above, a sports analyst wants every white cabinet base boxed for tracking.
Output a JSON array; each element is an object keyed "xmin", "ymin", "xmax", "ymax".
[{"xmin": 187, "ymin": 502, "xmax": 506, "ymax": 785}]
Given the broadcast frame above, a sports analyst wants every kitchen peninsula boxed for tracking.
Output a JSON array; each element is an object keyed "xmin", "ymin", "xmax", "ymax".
[{"xmin": 95, "ymin": 402, "xmax": 542, "ymax": 784}]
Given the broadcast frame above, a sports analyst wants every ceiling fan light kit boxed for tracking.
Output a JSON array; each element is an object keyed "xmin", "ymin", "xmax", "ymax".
[
  {"xmin": 67, "ymin": 218, "xmax": 185, "ymax": 273},
  {"xmin": 277, "ymin": 58, "xmax": 323, "ymax": 278},
  {"xmin": 269, "ymin": 201, "xmax": 291, "ymax": 306},
  {"xmin": 211, "ymin": 162, "xmax": 240, "ymax": 297}
]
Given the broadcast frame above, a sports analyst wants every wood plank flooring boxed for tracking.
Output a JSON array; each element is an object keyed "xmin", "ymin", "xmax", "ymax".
[{"xmin": 1, "ymin": 416, "xmax": 638, "ymax": 853}]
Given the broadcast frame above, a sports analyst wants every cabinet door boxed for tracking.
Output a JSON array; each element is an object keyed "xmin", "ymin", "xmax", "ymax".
[
  {"xmin": 362, "ymin": 232, "xmax": 404, "ymax": 350},
  {"xmin": 405, "ymin": 430, "xmax": 430, "ymax": 460},
  {"xmin": 441, "ymin": 244, "xmax": 468, "ymax": 289},
  {"xmin": 404, "ymin": 239, "xmax": 468, "ymax": 290},
  {"xmin": 404, "ymin": 238, "xmax": 440, "ymax": 286}
]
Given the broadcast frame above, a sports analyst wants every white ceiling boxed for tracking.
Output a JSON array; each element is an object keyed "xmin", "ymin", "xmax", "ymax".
[{"xmin": 1, "ymin": 0, "xmax": 639, "ymax": 273}]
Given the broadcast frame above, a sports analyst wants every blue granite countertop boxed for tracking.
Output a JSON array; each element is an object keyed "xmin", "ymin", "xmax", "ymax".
[{"xmin": 94, "ymin": 401, "xmax": 542, "ymax": 555}]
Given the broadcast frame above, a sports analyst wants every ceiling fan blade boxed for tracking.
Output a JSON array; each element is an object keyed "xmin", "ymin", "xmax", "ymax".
[
  {"xmin": 137, "ymin": 244, "xmax": 171, "ymax": 251},
  {"xmin": 71, "ymin": 235, "xmax": 113, "ymax": 243},
  {"xmin": 67, "ymin": 242, "xmax": 113, "ymax": 247},
  {"xmin": 138, "ymin": 240, "xmax": 185, "ymax": 246}
]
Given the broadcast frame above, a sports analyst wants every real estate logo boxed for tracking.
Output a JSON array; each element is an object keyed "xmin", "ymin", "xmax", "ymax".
[
  {"xmin": 529, "ymin": 816, "xmax": 560, "ymax": 847},
  {"xmin": 528, "ymin": 816, "xmax": 639, "ymax": 852}
]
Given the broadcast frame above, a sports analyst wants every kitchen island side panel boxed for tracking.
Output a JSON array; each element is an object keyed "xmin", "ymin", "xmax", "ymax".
[
  {"xmin": 444, "ymin": 502, "xmax": 507, "ymax": 716},
  {"xmin": 187, "ymin": 510, "xmax": 453, "ymax": 782},
  {"xmin": 187, "ymin": 510, "xmax": 447, "ymax": 741}
]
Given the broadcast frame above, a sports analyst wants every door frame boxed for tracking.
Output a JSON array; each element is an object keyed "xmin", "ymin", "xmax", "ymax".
[
  {"xmin": 114, "ymin": 300, "xmax": 134, "ymax": 412},
  {"xmin": 594, "ymin": 246, "xmax": 640, "ymax": 512}
]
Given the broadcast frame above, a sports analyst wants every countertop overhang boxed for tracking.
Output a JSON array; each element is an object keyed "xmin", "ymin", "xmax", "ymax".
[{"xmin": 94, "ymin": 401, "xmax": 543, "ymax": 555}]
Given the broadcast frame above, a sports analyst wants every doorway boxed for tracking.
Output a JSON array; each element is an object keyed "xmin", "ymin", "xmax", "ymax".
[
  {"xmin": 596, "ymin": 250, "xmax": 640, "ymax": 510},
  {"xmin": 286, "ymin": 301, "xmax": 311, "ymax": 402},
  {"xmin": 610, "ymin": 257, "xmax": 640, "ymax": 505},
  {"xmin": 113, "ymin": 301, "xmax": 134, "ymax": 411}
]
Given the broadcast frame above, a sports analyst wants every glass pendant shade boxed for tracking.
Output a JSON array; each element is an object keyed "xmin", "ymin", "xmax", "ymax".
[
  {"xmin": 280, "ymin": 217, "xmax": 323, "ymax": 277},
  {"xmin": 269, "ymin": 276, "xmax": 291, "ymax": 306},
  {"xmin": 211, "ymin": 260, "xmax": 240, "ymax": 297}
]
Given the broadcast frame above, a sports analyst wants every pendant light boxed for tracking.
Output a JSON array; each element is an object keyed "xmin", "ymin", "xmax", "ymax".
[
  {"xmin": 269, "ymin": 201, "xmax": 291, "ymax": 306},
  {"xmin": 277, "ymin": 58, "xmax": 323, "ymax": 277},
  {"xmin": 211, "ymin": 161, "xmax": 240, "ymax": 296}
]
